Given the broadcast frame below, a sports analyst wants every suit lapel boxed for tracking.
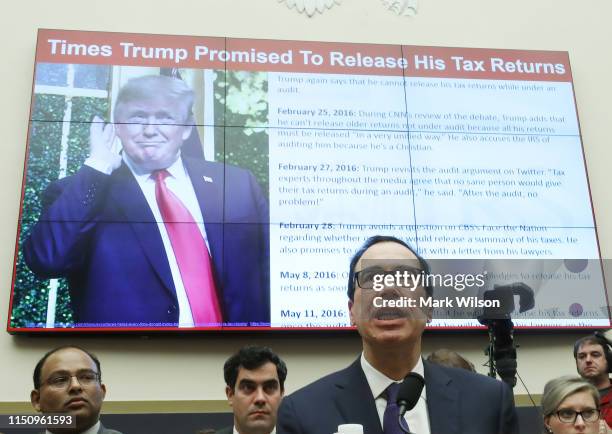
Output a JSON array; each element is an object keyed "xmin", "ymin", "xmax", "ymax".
[
  {"xmin": 333, "ymin": 359, "xmax": 384, "ymax": 434},
  {"xmin": 183, "ymin": 158, "xmax": 225, "ymax": 275},
  {"xmin": 424, "ymin": 360, "xmax": 460, "ymax": 434},
  {"xmin": 109, "ymin": 164, "xmax": 175, "ymax": 298}
]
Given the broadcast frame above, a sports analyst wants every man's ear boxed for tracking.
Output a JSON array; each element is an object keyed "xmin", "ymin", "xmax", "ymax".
[
  {"xmin": 225, "ymin": 385, "xmax": 234, "ymax": 407},
  {"xmin": 100, "ymin": 383, "xmax": 107, "ymax": 399},
  {"xmin": 181, "ymin": 125, "xmax": 194, "ymax": 141},
  {"xmin": 30, "ymin": 389, "xmax": 42, "ymax": 412}
]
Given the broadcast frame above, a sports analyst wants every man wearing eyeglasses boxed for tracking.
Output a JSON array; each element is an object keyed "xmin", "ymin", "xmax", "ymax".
[
  {"xmin": 24, "ymin": 74, "xmax": 269, "ymax": 328},
  {"xmin": 277, "ymin": 235, "xmax": 519, "ymax": 434},
  {"xmin": 30, "ymin": 346, "xmax": 122, "ymax": 434}
]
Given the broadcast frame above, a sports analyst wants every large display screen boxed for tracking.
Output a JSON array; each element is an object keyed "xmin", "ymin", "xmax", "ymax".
[{"xmin": 8, "ymin": 29, "xmax": 608, "ymax": 332}]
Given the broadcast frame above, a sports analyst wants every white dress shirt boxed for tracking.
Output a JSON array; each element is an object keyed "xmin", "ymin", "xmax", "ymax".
[
  {"xmin": 86, "ymin": 153, "xmax": 211, "ymax": 327},
  {"xmin": 360, "ymin": 353, "xmax": 431, "ymax": 434},
  {"xmin": 46, "ymin": 420, "xmax": 100, "ymax": 434},
  {"xmin": 233, "ymin": 427, "xmax": 276, "ymax": 434}
]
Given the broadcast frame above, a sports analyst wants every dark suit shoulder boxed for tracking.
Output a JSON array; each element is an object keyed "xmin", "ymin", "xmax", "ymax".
[
  {"xmin": 183, "ymin": 157, "xmax": 260, "ymax": 192},
  {"xmin": 285, "ymin": 362, "xmax": 357, "ymax": 401},
  {"xmin": 424, "ymin": 361, "xmax": 518, "ymax": 434},
  {"xmin": 427, "ymin": 361, "xmax": 485, "ymax": 379},
  {"xmin": 184, "ymin": 157, "xmax": 250, "ymax": 175},
  {"xmin": 427, "ymin": 361, "xmax": 509, "ymax": 394},
  {"xmin": 41, "ymin": 165, "xmax": 111, "ymax": 204}
]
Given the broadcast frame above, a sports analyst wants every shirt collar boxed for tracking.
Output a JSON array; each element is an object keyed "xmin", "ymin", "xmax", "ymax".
[
  {"xmin": 233, "ymin": 426, "xmax": 276, "ymax": 434},
  {"xmin": 360, "ymin": 352, "xmax": 426, "ymax": 400},
  {"xmin": 123, "ymin": 151, "xmax": 185, "ymax": 180},
  {"xmin": 46, "ymin": 420, "xmax": 100, "ymax": 434}
]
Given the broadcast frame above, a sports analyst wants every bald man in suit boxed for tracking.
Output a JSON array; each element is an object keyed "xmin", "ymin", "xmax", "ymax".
[{"xmin": 31, "ymin": 346, "xmax": 123, "ymax": 434}]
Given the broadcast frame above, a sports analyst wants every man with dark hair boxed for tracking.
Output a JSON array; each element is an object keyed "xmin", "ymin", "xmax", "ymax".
[
  {"xmin": 574, "ymin": 334, "xmax": 612, "ymax": 428},
  {"xmin": 219, "ymin": 346, "xmax": 287, "ymax": 434},
  {"xmin": 31, "ymin": 346, "xmax": 122, "ymax": 434},
  {"xmin": 278, "ymin": 235, "xmax": 518, "ymax": 434},
  {"xmin": 24, "ymin": 74, "xmax": 269, "ymax": 328}
]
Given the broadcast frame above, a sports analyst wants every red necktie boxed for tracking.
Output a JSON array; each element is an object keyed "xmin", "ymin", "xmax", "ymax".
[{"xmin": 153, "ymin": 169, "xmax": 223, "ymax": 326}]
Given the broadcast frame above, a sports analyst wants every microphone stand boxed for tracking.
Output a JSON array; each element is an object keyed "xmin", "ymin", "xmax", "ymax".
[
  {"xmin": 395, "ymin": 372, "xmax": 424, "ymax": 434},
  {"xmin": 482, "ymin": 317, "xmax": 517, "ymax": 388},
  {"xmin": 397, "ymin": 414, "xmax": 415, "ymax": 434},
  {"xmin": 485, "ymin": 321, "xmax": 497, "ymax": 379}
]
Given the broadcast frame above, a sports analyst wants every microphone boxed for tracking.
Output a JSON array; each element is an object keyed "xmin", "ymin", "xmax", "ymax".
[
  {"xmin": 395, "ymin": 372, "xmax": 425, "ymax": 434},
  {"xmin": 397, "ymin": 372, "xmax": 425, "ymax": 417}
]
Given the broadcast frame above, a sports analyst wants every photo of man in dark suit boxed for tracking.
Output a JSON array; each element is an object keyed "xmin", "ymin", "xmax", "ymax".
[
  {"xmin": 277, "ymin": 235, "xmax": 519, "ymax": 434},
  {"xmin": 24, "ymin": 75, "xmax": 269, "ymax": 328}
]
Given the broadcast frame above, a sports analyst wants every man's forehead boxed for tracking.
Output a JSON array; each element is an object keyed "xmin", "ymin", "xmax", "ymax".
[
  {"xmin": 358, "ymin": 242, "xmax": 418, "ymax": 266},
  {"xmin": 578, "ymin": 343, "xmax": 604, "ymax": 354},
  {"xmin": 118, "ymin": 98, "xmax": 182, "ymax": 112},
  {"xmin": 42, "ymin": 348, "xmax": 97, "ymax": 375},
  {"xmin": 237, "ymin": 362, "xmax": 279, "ymax": 382}
]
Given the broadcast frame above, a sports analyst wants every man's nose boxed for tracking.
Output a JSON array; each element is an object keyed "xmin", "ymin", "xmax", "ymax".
[
  {"xmin": 142, "ymin": 116, "xmax": 159, "ymax": 135},
  {"xmin": 379, "ymin": 283, "xmax": 404, "ymax": 298},
  {"xmin": 253, "ymin": 387, "xmax": 266, "ymax": 405},
  {"xmin": 67, "ymin": 375, "xmax": 83, "ymax": 392}
]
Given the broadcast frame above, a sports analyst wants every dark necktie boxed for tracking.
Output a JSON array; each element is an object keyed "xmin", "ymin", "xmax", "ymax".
[
  {"xmin": 153, "ymin": 169, "xmax": 222, "ymax": 325},
  {"xmin": 383, "ymin": 382, "xmax": 408, "ymax": 434}
]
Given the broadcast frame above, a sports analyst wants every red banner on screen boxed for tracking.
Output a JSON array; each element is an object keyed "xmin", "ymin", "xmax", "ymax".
[{"xmin": 36, "ymin": 29, "xmax": 571, "ymax": 82}]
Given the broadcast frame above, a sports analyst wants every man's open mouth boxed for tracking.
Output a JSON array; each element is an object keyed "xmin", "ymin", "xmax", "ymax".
[{"xmin": 373, "ymin": 307, "xmax": 406, "ymax": 320}]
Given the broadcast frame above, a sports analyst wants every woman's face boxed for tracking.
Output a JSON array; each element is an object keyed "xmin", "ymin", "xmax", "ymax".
[{"xmin": 545, "ymin": 390, "xmax": 600, "ymax": 434}]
